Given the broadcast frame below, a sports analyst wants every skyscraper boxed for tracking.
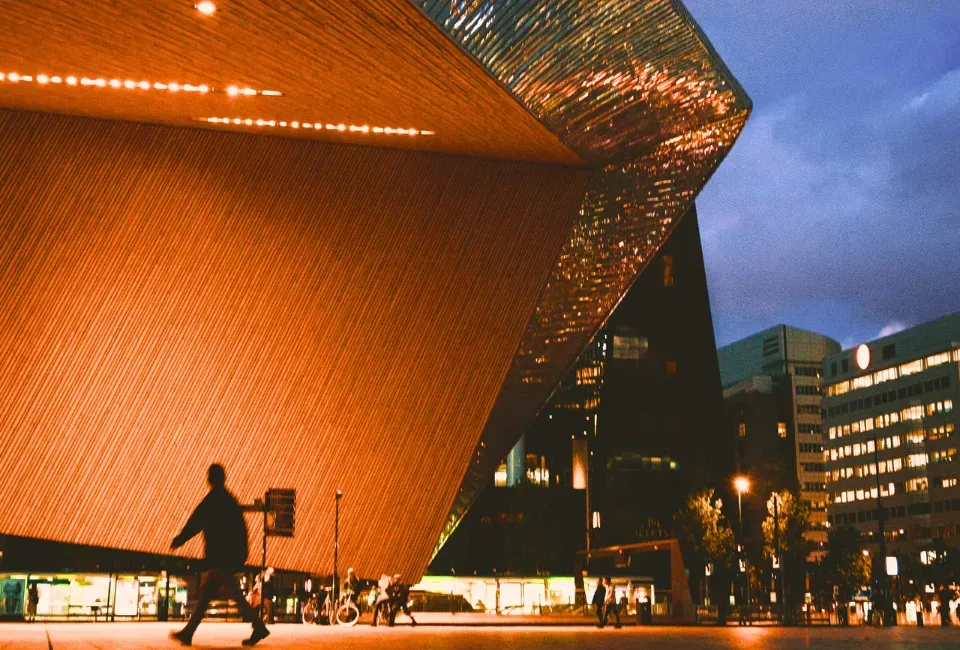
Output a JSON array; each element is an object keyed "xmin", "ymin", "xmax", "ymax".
[{"xmin": 719, "ymin": 326, "xmax": 841, "ymax": 543}]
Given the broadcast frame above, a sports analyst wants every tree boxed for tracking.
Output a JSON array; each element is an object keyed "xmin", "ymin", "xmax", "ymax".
[
  {"xmin": 820, "ymin": 526, "xmax": 869, "ymax": 625},
  {"xmin": 762, "ymin": 491, "xmax": 811, "ymax": 622},
  {"xmin": 676, "ymin": 489, "xmax": 736, "ymax": 624}
]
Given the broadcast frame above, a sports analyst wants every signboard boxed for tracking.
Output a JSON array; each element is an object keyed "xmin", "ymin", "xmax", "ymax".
[
  {"xmin": 265, "ymin": 489, "xmax": 295, "ymax": 538},
  {"xmin": 885, "ymin": 556, "xmax": 899, "ymax": 577}
]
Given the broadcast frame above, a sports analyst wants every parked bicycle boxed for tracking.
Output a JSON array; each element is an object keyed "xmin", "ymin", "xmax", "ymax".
[{"xmin": 301, "ymin": 588, "xmax": 359, "ymax": 626}]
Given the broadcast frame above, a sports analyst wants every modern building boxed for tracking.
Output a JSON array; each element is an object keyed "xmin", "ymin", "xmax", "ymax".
[
  {"xmin": 718, "ymin": 326, "xmax": 841, "ymax": 543},
  {"xmin": 0, "ymin": 0, "xmax": 750, "ymax": 619},
  {"xmin": 431, "ymin": 203, "xmax": 729, "ymax": 577},
  {"xmin": 822, "ymin": 312, "xmax": 960, "ymax": 557}
]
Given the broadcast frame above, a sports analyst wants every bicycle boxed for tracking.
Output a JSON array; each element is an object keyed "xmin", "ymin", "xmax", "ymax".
[{"xmin": 301, "ymin": 589, "xmax": 359, "ymax": 626}]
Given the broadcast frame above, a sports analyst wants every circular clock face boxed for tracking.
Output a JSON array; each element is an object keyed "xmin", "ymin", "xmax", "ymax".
[{"xmin": 856, "ymin": 344, "xmax": 871, "ymax": 370}]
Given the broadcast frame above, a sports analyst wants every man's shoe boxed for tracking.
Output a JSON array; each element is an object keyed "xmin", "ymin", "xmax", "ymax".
[
  {"xmin": 241, "ymin": 627, "xmax": 270, "ymax": 647},
  {"xmin": 170, "ymin": 630, "xmax": 192, "ymax": 646},
  {"xmin": 411, "ymin": 619, "xmax": 418, "ymax": 627}
]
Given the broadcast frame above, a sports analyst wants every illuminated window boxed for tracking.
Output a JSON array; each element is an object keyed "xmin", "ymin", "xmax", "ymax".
[
  {"xmin": 778, "ymin": 422, "xmax": 787, "ymax": 438},
  {"xmin": 828, "ymin": 381, "xmax": 850, "ymax": 397},
  {"xmin": 905, "ymin": 429, "xmax": 926, "ymax": 445},
  {"xmin": 738, "ymin": 423, "xmax": 746, "ymax": 438},
  {"xmin": 931, "ymin": 448, "xmax": 956, "ymax": 464},
  {"xmin": 592, "ymin": 511, "xmax": 601, "ymax": 529},
  {"xmin": 906, "ymin": 477, "xmax": 929, "ymax": 492},
  {"xmin": 943, "ymin": 477, "xmax": 958, "ymax": 488},
  {"xmin": 874, "ymin": 367, "xmax": 898, "ymax": 384},
  {"xmin": 907, "ymin": 453, "xmax": 929, "ymax": 468},
  {"xmin": 852, "ymin": 374, "xmax": 873, "ymax": 390},
  {"xmin": 662, "ymin": 255, "xmax": 675, "ymax": 286},
  {"xmin": 494, "ymin": 463, "xmax": 507, "ymax": 487},
  {"xmin": 900, "ymin": 359, "xmax": 923, "ymax": 376},
  {"xmin": 927, "ymin": 352, "xmax": 951, "ymax": 367},
  {"xmin": 612, "ymin": 335, "xmax": 648, "ymax": 360},
  {"xmin": 902, "ymin": 405, "xmax": 923, "ymax": 421}
]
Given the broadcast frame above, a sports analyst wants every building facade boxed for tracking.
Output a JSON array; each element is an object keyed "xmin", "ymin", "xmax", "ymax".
[
  {"xmin": 719, "ymin": 326, "xmax": 841, "ymax": 543},
  {"xmin": 822, "ymin": 312, "xmax": 960, "ymax": 557},
  {"xmin": 432, "ymin": 203, "xmax": 729, "ymax": 575},
  {"xmin": 0, "ymin": 0, "xmax": 749, "ymax": 605}
]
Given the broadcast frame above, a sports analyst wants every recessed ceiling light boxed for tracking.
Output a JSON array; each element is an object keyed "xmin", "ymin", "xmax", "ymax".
[
  {"xmin": 197, "ymin": 117, "xmax": 436, "ymax": 138},
  {"xmin": 196, "ymin": 2, "xmax": 216, "ymax": 16},
  {"xmin": 0, "ymin": 69, "xmax": 282, "ymax": 97}
]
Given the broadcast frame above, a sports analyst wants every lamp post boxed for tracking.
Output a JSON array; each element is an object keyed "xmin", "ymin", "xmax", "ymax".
[
  {"xmin": 870, "ymin": 430, "xmax": 897, "ymax": 626},
  {"xmin": 334, "ymin": 490, "xmax": 342, "ymax": 606},
  {"xmin": 735, "ymin": 476, "xmax": 751, "ymax": 625},
  {"xmin": 772, "ymin": 492, "xmax": 783, "ymax": 624}
]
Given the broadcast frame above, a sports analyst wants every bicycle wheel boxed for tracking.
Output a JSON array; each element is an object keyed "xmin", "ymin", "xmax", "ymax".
[
  {"xmin": 302, "ymin": 601, "xmax": 317, "ymax": 625},
  {"xmin": 337, "ymin": 602, "xmax": 360, "ymax": 626}
]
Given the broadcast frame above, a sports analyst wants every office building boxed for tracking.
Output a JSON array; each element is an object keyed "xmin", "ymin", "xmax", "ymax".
[
  {"xmin": 719, "ymin": 326, "xmax": 841, "ymax": 543},
  {"xmin": 822, "ymin": 312, "xmax": 960, "ymax": 556}
]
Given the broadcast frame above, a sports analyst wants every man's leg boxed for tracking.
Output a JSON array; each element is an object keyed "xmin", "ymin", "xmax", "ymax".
[
  {"xmin": 179, "ymin": 571, "xmax": 220, "ymax": 638},
  {"xmin": 224, "ymin": 573, "xmax": 268, "ymax": 633}
]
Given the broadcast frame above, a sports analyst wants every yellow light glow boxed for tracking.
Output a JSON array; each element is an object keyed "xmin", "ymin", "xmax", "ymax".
[
  {"xmin": 0, "ymin": 70, "xmax": 280, "ymax": 97},
  {"xmin": 734, "ymin": 476, "xmax": 750, "ymax": 494},
  {"xmin": 196, "ymin": 1, "xmax": 216, "ymax": 16},
  {"xmin": 198, "ymin": 117, "xmax": 436, "ymax": 138},
  {"xmin": 856, "ymin": 344, "xmax": 870, "ymax": 370}
]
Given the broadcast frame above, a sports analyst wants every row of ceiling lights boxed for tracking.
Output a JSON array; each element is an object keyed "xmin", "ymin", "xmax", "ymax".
[
  {"xmin": 201, "ymin": 117, "xmax": 434, "ymax": 136},
  {"xmin": 0, "ymin": 71, "xmax": 280, "ymax": 97},
  {"xmin": 1, "ymin": 3, "xmax": 440, "ymax": 141}
]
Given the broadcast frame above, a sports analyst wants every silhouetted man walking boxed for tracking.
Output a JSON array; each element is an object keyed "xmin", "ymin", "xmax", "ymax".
[{"xmin": 170, "ymin": 464, "xmax": 269, "ymax": 647}]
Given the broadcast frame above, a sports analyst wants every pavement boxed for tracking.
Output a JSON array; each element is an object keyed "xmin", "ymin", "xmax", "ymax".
[{"xmin": 3, "ymin": 622, "xmax": 960, "ymax": 649}]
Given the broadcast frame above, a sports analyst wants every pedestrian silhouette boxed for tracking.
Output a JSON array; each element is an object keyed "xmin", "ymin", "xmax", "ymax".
[{"xmin": 169, "ymin": 464, "xmax": 269, "ymax": 647}]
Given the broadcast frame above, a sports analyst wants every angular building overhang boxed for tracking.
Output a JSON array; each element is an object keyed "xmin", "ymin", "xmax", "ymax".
[{"xmin": 0, "ymin": 0, "xmax": 748, "ymax": 581}]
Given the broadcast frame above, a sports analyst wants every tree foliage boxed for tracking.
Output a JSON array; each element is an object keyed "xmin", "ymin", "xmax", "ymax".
[
  {"xmin": 676, "ymin": 489, "xmax": 735, "ymax": 566},
  {"xmin": 820, "ymin": 525, "xmax": 870, "ymax": 598},
  {"xmin": 761, "ymin": 490, "xmax": 811, "ymax": 559}
]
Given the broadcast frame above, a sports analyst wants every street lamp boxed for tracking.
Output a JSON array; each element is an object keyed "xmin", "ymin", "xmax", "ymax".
[
  {"xmin": 334, "ymin": 490, "xmax": 342, "ymax": 605},
  {"xmin": 735, "ymin": 476, "xmax": 750, "ymax": 625}
]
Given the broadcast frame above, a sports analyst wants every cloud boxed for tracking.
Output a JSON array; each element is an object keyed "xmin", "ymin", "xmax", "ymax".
[
  {"xmin": 690, "ymin": 4, "xmax": 960, "ymax": 348},
  {"xmin": 876, "ymin": 321, "xmax": 908, "ymax": 339},
  {"xmin": 904, "ymin": 68, "xmax": 960, "ymax": 115}
]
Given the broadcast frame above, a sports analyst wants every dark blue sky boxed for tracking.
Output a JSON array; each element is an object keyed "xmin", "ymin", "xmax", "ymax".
[{"xmin": 686, "ymin": 1, "xmax": 960, "ymax": 349}]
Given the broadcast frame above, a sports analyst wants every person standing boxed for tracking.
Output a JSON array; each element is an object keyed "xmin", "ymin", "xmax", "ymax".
[
  {"xmin": 169, "ymin": 464, "xmax": 270, "ymax": 647},
  {"xmin": 940, "ymin": 585, "xmax": 953, "ymax": 627},
  {"xmin": 372, "ymin": 574, "xmax": 393, "ymax": 626},
  {"xmin": 591, "ymin": 578, "xmax": 606, "ymax": 627},
  {"xmin": 261, "ymin": 568, "xmax": 276, "ymax": 625},
  {"xmin": 26, "ymin": 583, "xmax": 39, "ymax": 622},
  {"xmin": 387, "ymin": 576, "xmax": 417, "ymax": 627},
  {"xmin": 343, "ymin": 568, "xmax": 360, "ymax": 611},
  {"xmin": 602, "ymin": 577, "xmax": 621, "ymax": 629}
]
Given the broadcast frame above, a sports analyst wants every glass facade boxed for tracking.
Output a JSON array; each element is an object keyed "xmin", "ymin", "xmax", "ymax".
[{"xmin": 421, "ymin": 0, "xmax": 751, "ymax": 556}]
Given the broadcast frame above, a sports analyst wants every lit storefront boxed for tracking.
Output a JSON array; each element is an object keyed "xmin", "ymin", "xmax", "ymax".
[
  {"xmin": 0, "ymin": 572, "xmax": 188, "ymax": 620},
  {"xmin": 410, "ymin": 575, "xmax": 653, "ymax": 615}
]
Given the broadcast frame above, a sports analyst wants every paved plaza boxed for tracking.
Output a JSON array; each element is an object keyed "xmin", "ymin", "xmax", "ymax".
[{"xmin": 3, "ymin": 622, "xmax": 960, "ymax": 650}]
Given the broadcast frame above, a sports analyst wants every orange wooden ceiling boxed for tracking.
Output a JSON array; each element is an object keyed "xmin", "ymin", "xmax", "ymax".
[
  {"xmin": 0, "ymin": 110, "xmax": 589, "ymax": 579},
  {"xmin": 0, "ymin": 0, "xmax": 582, "ymax": 165}
]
